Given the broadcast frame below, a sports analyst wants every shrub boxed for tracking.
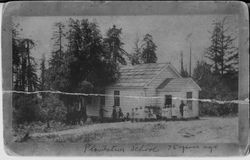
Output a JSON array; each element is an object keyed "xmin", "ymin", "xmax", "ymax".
[
  {"xmin": 199, "ymin": 102, "xmax": 238, "ymax": 117},
  {"xmin": 13, "ymin": 93, "xmax": 40, "ymax": 124},
  {"xmin": 39, "ymin": 93, "xmax": 67, "ymax": 124}
]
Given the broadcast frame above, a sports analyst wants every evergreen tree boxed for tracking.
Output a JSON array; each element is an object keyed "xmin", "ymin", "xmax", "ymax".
[
  {"xmin": 141, "ymin": 34, "xmax": 157, "ymax": 63},
  {"xmin": 48, "ymin": 18, "xmax": 120, "ymax": 124},
  {"xmin": 12, "ymin": 24, "xmax": 38, "ymax": 92},
  {"xmin": 50, "ymin": 22, "xmax": 66, "ymax": 69},
  {"xmin": 40, "ymin": 54, "xmax": 46, "ymax": 90},
  {"xmin": 205, "ymin": 18, "xmax": 238, "ymax": 76},
  {"xmin": 130, "ymin": 36, "xmax": 141, "ymax": 65},
  {"xmin": 104, "ymin": 25, "xmax": 128, "ymax": 65},
  {"xmin": 12, "ymin": 24, "xmax": 39, "ymax": 124},
  {"xmin": 51, "ymin": 22, "xmax": 65, "ymax": 57},
  {"xmin": 65, "ymin": 19, "xmax": 119, "ymax": 89},
  {"xmin": 12, "ymin": 24, "xmax": 22, "ymax": 90},
  {"xmin": 21, "ymin": 39, "xmax": 38, "ymax": 92}
]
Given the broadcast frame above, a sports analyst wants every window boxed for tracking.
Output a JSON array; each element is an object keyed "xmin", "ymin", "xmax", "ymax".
[
  {"xmin": 165, "ymin": 95, "xmax": 172, "ymax": 108},
  {"xmin": 186, "ymin": 92, "xmax": 192, "ymax": 110},
  {"xmin": 187, "ymin": 92, "xmax": 192, "ymax": 99},
  {"xmin": 114, "ymin": 90, "xmax": 120, "ymax": 106}
]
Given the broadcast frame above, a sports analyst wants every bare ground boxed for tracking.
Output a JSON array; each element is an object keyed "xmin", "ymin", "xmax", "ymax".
[{"xmin": 28, "ymin": 117, "xmax": 238, "ymax": 143}]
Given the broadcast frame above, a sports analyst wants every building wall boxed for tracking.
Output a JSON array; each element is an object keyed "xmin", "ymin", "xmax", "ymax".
[
  {"xmin": 104, "ymin": 88, "xmax": 146, "ymax": 118},
  {"xmin": 144, "ymin": 88, "xmax": 157, "ymax": 106},
  {"xmin": 191, "ymin": 90, "xmax": 199, "ymax": 118},
  {"xmin": 90, "ymin": 89, "xmax": 199, "ymax": 118},
  {"xmin": 102, "ymin": 68, "xmax": 200, "ymax": 118},
  {"xmin": 180, "ymin": 88, "xmax": 199, "ymax": 118},
  {"xmin": 156, "ymin": 91, "xmax": 183, "ymax": 118},
  {"xmin": 156, "ymin": 90, "xmax": 199, "ymax": 118},
  {"xmin": 144, "ymin": 66, "xmax": 181, "ymax": 107}
]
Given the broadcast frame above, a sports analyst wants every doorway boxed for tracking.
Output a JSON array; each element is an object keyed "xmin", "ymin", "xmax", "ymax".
[{"xmin": 165, "ymin": 95, "xmax": 172, "ymax": 108}]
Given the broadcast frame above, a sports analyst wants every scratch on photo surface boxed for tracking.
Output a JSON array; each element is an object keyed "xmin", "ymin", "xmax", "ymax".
[{"xmin": 2, "ymin": 90, "xmax": 249, "ymax": 105}]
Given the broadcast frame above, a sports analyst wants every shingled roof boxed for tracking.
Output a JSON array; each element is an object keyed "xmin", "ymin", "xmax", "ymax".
[
  {"xmin": 157, "ymin": 78, "xmax": 201, "ymax": 92},
  {"xmin": 110, "ymin": 63, "xmax": 170, "ymax": 88}
]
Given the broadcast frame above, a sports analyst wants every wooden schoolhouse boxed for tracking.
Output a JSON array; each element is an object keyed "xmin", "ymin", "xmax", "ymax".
[{"xmin": 86, "ymin": 63, "xmax": 201, "ymax": 120}]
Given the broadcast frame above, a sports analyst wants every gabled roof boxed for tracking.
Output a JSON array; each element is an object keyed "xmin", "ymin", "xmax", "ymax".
[
  {"xmin": 157, "ymin": 78, "xmax": 201, "ymax": 92},
  {"xmin": 109, "ymin": 63, "xmax": 172, "ymax": 88}
]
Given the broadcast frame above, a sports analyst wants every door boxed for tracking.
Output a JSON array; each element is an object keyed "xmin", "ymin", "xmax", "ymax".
[
  {"xmin": 164, "ymin": 95, "xmax": 172, "ymax": 118},
  {"xmin": 165, "ymin": 95, "xmax": 172, "ymax": 108}
]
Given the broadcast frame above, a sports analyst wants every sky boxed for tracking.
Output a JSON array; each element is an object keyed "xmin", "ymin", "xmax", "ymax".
[{"xmin": 13, "ymin": 14, "xmax": 238, "ymax": 72}]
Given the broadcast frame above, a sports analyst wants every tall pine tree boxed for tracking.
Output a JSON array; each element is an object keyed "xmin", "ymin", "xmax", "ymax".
[
  {"xmin": 205, "ymin": 18, "xmax": 238, "ymax": 76},
  {"xmin": 130, "ymin": 36, "xmax": 141, "ymax": 65},
  {"xmin": 50, "ymin": 22, "xmax": 66, "ymax": 69},
  {"xmin": 40, "ymin": 54, "xmax": 46, "ymax": 91},
  {"xmin": 12, "ymin": 24, "xmax": 38, "ymax": 92},
  {"xmin": 12, "ymin": 24, "xmax": 39, "ymax": 124},
  {"xmin": 104, "ymin": 25, "xmax": 128, "ymax": 65},
  {"xmin": 141, "ymin": 34, "xmax": 157, "ymax": 63}
]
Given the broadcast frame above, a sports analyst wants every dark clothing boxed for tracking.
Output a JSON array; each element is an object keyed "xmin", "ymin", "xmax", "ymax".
[
  {"xmin": 112, "ymin": 108, "xmax": 117, "ymax": 121},
  {"xmin": 118, "ymin": 109, "xmax": 123, "ymax": 119},
  {"xmin": 125, "ymin": 113, "xmax": 130, "ymax": 121},
  {"xmin": 180, "ymin": 103, "xmax": 185, "ymax": 117}
]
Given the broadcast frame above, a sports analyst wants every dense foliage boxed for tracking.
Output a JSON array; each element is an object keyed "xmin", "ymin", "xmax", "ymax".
[
  {"xmin": 129, "ymin": 33, "xmax": 158, "ymax": 65},
  {"xmin": 140, "ymin": 34, "xmax": 158, "ymax": 63},
  {"xmin": 12, "ymin": 19, "xmax": 126, "ymax": 125},
  {"xmin": 193, "ymin": 18, "xmax": 238, "ymax": 116},
  {"xmin": 12, "ymin": 24, "xmax": 40, "ymax": 124}
]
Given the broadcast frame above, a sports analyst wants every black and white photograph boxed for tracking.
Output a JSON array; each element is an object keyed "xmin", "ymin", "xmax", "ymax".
[{"xmin": 1, "ymin": 1, "xmax": 249, "ymax": 156}]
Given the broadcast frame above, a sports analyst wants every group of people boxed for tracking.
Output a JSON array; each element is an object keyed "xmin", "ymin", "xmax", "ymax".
[
  {"xmin": 109, "ymin": 101, "xmax": 189, "ymax": 122},
  {"xmin": 131, "ymin": 107, "xmax": 147, "ymax": 122},
  {"xmin": 112, "ymin": 105, "xmax": 130, "ymax": 122},
  {"xmin": 160, "ymin": 101, "xmax": 190, "ymax": 120},
  {"xmin": 112, "ymin": 106, "xmax": 147, "ymax": 122}
]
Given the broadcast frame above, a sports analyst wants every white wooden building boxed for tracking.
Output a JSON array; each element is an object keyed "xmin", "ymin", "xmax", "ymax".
[{"xmin": 87, "ymin": 63, "xmax": 201, "ymax": 119}]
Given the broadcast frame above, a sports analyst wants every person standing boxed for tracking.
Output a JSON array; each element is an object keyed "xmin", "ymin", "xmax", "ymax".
[
  {"xmin": 112, "ymin": 105, "xmax": 117, "ymax": 122},
  {"xmin": 118, "ymin": 107, "xmax": 124, "ymax": 121},
  {"xmin": 179, "ymin": 101, "xmax": 185, "ymax": 119},
  {"xmin": 125, "ymin": 112, "xmax": 130, "ymax": 121}
]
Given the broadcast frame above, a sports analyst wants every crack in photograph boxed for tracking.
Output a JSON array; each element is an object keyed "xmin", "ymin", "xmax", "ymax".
[{"xmin": 2, "ymin": 1, "xmax": 249, "ymax": 157}]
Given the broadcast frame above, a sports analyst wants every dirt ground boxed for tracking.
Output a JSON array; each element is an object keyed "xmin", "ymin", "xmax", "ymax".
[{"xmin": 29, "ymin": 117, "xmax": 238, "ymax": 143}]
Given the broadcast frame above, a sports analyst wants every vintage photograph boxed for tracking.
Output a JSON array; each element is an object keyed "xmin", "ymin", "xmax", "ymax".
[
  {"xmin": 2, "ymin": 1, "xmax": 249, "ymax": 156},
  {"xmin": 11, "ymin": 15, "xmax": 239, "ymax": 142}
]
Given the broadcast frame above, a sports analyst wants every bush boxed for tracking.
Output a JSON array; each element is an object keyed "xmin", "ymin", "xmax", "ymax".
[
  {"xmin": 13, "ymin": 93, "xmax": 67, "ymax": 127},
  {"xmin": 39, "ymin": 93, "xmax": 67, "ymax": 124},
  {"xmin": 197, "ymin": 75, "xmax": 238, "ymax": 117},
  {"xmin": 199, "ymin": 102, "xmax": 238, "ymax": 117},
  {"xmin": 13, "ymin": 93, "xmax": 40, "ymax": 124}
]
